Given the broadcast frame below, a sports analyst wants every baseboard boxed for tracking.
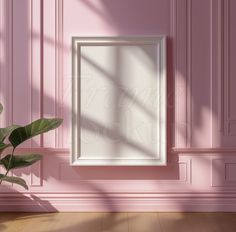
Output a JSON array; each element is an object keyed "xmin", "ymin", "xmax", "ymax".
[{"xmin": 1, "ymin": 192, "xmax": 236, "ymax": 212}]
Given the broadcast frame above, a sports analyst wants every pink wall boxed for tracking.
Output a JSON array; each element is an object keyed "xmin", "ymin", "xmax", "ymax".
[{"xmin": 0, "ymin": 0, "xmax": 236, "ymax": 212}]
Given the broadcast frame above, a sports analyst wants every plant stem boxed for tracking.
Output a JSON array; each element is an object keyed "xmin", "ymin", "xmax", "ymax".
[{"xmin": 0, "ymin": 147, "xmax": 15, "ymax": 184}]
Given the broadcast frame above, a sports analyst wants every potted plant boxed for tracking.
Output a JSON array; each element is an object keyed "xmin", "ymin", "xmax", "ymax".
[{"xmin": 0, "ymin": 103, "xmax": 63, "ymax": 190}]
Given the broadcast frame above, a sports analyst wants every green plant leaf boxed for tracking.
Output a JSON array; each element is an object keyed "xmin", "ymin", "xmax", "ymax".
[
  {"xmin": 0, "ymin": 143, "xmax": 11, "ymax": 154},
  {"xmin": 0, "ymin": 153, "xmax": 42, "ymax": 170},
  {"xmin": 0, "ymin": 125, "xmax": 20, "ymax": 143},
  {"xmin": 0, "ymin": 103, "xmax": 3, "ymax": 114},
  {"xmin": 9, "ymin": 118, "xmax": 63, "ymax": 148},
  {"xmin": 0, "ymin": 174, "xmax": 28, "ymax": 190}
]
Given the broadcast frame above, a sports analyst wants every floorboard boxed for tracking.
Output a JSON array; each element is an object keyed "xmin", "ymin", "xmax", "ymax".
[{"xmin": 0, "ymin": 212, "xmax": 236, "ymax": 232}]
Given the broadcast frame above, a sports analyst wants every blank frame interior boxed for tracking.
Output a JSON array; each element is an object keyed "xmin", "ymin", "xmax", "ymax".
[{"xmin": 71, "ymin": 36, "xmax": 166, "ymax": 166}]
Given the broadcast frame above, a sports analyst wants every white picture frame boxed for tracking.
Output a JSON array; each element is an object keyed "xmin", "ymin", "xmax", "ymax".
[{"xmin": 71, "ymin": 36, "xmax": 167, "ymax": 166}]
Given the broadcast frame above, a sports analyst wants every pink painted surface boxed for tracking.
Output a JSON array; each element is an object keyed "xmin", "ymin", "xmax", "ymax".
[{"xmin": 0, "ymin": 0, "xmax": 236, "ymax": 211}]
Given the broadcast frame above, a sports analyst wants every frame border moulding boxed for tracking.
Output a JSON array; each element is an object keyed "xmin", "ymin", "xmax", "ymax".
[{"xmin": 71, "ymin": 36, "xmax": 167, "ymax": 166}]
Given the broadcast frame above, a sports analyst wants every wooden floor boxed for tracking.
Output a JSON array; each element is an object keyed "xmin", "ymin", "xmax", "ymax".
[{"xmin": 0, "ymin": 212, "xmax": 236, "ymax": 232}]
